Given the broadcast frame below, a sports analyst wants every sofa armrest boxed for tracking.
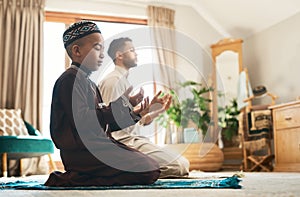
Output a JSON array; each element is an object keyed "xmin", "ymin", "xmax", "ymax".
[{"xmin": 24, "ymin": 121, "xmax": 41, "ymax": 136}]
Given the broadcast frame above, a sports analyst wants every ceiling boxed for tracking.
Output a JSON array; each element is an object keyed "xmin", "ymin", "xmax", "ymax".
[{"xmin": 94, "ymin": 0, "xmax": 300, "ymax": 38}]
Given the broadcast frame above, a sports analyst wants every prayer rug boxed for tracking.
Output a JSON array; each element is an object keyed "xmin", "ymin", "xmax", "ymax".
[{"xmin": 0, "ymin": 175, "xmax": 242, "ymax": 190}]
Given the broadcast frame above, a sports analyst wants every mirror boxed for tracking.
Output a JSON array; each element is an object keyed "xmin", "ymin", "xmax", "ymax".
[
  {"xmin": 210, "ymin": 38, "xmax": 243, "ymax": 141},
  {"xmin": 216, "ymin": 51, "xmax": 239, "ymax": 106}
]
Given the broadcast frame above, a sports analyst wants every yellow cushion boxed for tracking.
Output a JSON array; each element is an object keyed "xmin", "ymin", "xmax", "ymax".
[{"xmin": 0, "ymin": 109, "xmax": 28, "ymax": 136}]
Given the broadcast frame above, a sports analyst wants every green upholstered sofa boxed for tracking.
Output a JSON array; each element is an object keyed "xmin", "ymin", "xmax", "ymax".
[{"xmin": 0, "ymin": 121, "xmax": 56, "ymax": 177}]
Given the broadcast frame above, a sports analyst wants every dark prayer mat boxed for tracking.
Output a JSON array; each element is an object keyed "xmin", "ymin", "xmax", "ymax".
[{"xmin": 0, "ymin": 175, "xmax": 242, "ymax": 190}]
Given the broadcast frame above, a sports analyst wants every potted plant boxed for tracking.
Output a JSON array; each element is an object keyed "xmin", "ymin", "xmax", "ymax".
[
  {"xmin": 156, "ymin": 80, "xmax": 224, "ymax": 171},
  {"xmin": 157, "ymin": 81, "xmax": 212, "ymax": 143},
  {"xmin": 218, "ymin": 99, "xmax": 240, "ymax": 147}
]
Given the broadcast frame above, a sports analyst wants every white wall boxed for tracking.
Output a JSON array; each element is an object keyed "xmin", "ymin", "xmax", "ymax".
[
  {"xmin": 171, "ymin": 6, "xmax": 222, "ymax": 86},
  {"xmin": 175, "ymin": 6, "xmax": 223, "ymax": 53},
  {"xmin": 45, "ymin": 0, "xmax": 146, "ymax": 18},
  {"xmin": 244, "ymin": 12, "xmax": 300, "ymax": 103}
]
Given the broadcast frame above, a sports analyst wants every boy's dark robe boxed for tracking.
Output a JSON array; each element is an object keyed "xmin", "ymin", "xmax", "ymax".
[{"xmin": 45, "ymin": 65, "xmax": 160, "ymax": 187}]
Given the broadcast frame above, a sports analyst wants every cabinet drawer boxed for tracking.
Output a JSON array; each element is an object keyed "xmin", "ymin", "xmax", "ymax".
[{"xmin": 274, "ymin": 106, "xmax": 300, "ymax": 130}]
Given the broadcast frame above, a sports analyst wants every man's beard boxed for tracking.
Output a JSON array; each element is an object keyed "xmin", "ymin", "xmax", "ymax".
[{"xmin": 124, "ymin": 60, "xmax": 137, "ymax": 69}]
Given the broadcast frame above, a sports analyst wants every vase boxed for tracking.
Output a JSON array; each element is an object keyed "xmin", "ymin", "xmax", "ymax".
[{"xmin": 164, "ymin": 143, "xmax": 224, "ymax": 171}]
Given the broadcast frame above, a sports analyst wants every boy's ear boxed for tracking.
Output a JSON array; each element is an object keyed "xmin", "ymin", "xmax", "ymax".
[{"xmin": 72, "ymin": 45, "xmax": 81, "ymax": 57}]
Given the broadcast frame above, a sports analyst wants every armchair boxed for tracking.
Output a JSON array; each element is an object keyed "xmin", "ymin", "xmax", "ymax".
[{"xmin": 0, "ymin": 121, "xmax": 56, "ymax": 177}]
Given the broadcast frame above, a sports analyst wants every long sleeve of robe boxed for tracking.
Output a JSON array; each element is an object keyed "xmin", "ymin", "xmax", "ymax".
[{"xmin": 45, "ymin": 66, "xmax": 160, "ymax": 187}]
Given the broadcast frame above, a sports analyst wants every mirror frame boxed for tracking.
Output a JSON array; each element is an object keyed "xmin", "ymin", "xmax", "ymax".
[{"xmin": 210, "ymin": 38, "xmax": 243, "ymax": 141}]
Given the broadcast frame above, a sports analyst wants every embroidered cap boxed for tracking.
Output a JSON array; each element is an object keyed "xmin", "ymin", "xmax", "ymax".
[{"xmin": 63, "ymin": 21, "xmax": 101, "ymax": 48}]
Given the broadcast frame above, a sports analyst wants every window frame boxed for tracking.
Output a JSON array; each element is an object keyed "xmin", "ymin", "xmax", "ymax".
[{"xmin": 45, "ymin": 11, "xmax": 147, "ymax": 24}]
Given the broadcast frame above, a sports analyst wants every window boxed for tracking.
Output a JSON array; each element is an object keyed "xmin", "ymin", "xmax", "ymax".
[{"xmin": 43, "ymin": 21, "xmax": 67, "ymax": 159}]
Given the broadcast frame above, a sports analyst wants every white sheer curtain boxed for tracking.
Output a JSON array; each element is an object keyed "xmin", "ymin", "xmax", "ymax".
[
  {"xmin": 147, "ymin": 5, "xmax": 180, "ymax": 144},
  {"xmin": 147, "ymin": 5, "xmax": 176, "ymax": 89}
]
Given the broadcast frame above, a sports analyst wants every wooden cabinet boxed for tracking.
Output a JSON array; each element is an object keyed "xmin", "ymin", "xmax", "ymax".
[{"xmin": 269, "ymin": 101, "xmax": 300, "ymax": 171}]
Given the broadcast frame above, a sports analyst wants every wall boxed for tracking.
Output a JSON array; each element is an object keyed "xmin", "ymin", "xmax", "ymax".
[
  {"xmin": 175, "ymin": 6, "xmax": 223, "ymax": 53},
  {"xmin": 45, "ymin": 0, "xmax": 146, "ymax": 18},
  {"xmin": 174, "ymin": 6, "xmax": 223, "ymax": 84},
  {"xmin": 244, "ymin": 12, "xmax": 300, "ymax": 103}
]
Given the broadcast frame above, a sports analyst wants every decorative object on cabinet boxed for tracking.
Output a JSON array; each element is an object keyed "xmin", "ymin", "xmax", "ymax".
[
  {"xmin": 239, "ymin": 88, "xmax": 277, "ymax": 172},
  {"xmin": 269, "ymin": 100, "xmax": 300, "ymax": 172}
]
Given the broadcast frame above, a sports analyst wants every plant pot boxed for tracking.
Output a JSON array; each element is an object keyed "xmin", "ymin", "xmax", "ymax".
[
  {"xmin": 183, "ymin": 128, "xmax": 202, "ymax": 143},
  {"xmin": 221, "ymin": 131, "xmax": 240, "ymax": 147},
  {"xmin": 164, "ymin": 143, "xmax": 224, "ymax": 171}
]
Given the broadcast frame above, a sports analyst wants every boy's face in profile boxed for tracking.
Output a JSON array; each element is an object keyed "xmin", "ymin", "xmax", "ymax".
[{"xmin": 79, "ymin": 33, "xmax": 105, "ymax": 71}]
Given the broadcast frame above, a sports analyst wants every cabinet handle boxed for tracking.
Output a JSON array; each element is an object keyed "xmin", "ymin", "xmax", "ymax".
[{"xmin": 285, "ymin": 116, "xmax": 292, "ymax": 121}]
